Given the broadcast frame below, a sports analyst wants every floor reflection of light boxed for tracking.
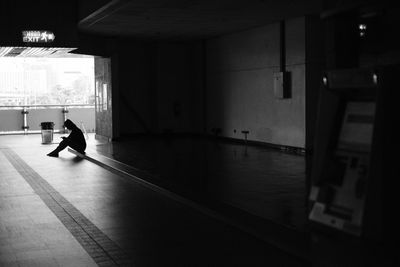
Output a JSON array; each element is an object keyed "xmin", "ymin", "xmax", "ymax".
[
  {"xmin": 95, "ymin": 137, "xmax": 308, "ymax": 231},
  {"xmin": 0, "ymin": 133, "xmax": 126, "ymax": 232}
]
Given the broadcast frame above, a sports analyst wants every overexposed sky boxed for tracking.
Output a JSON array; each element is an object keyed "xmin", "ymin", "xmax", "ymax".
[
  {"xmin": 0, "ymin": 57, "xmax": 94, "ymax": 75},
  {"xmin": 0, "ymin": 57, "xmax": 94, "ymax": 94}
]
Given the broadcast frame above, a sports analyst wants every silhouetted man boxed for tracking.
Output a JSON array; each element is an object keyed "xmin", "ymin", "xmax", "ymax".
[{"xmin": 47, "ymin": 119, "xmax": 86, "ymax": 157}]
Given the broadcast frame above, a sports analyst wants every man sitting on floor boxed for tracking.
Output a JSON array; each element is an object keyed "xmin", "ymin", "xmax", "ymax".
[{"xmin": 47, "ymin": 119, "xmax": 86, "ymax": 157}]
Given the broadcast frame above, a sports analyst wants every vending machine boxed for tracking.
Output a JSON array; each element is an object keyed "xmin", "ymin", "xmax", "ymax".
[{"xmin": 308, "ymin": 66, "xmax": 396, "ymax": 242}]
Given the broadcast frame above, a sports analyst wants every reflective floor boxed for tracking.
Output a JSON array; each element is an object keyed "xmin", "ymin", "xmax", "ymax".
[
  {"xmin": 0, "ymin": 134, "xmax": 308, "ymax": 266},
  {"xmin": 94, "ymin": 135, "xmax": 308, "ymax": 231}
]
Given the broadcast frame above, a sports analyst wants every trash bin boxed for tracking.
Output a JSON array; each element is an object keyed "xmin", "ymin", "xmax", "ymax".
[{"xmin": 40, "ymin": 122, "xmax": 54, "ymax": 144}]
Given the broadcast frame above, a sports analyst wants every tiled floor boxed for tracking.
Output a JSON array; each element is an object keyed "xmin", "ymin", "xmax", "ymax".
[{"xmin": 0, "ymin": 134, "xmax": 308, "ymax": 266}]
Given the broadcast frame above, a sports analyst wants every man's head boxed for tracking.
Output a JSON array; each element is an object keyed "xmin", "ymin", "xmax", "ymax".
[{"xmin": 63, "ymin": 119, "xmax": 76, "ymax": 130}]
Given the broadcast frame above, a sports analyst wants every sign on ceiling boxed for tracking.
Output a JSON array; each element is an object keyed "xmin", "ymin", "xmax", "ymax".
[{"xmin": 22, "ymin": 31, "xmax": 55, "ymax": 43}]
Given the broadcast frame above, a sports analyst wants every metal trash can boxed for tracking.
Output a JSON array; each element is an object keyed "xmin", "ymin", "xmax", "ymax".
[{"xmin": 40, "ymin": 122, "xmax": 54, "ymax": 144}]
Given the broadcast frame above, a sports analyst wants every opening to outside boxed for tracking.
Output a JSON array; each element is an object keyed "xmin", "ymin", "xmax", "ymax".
[{"xmin": 0, "ymin": 53, "xmax": 95, "ymax": 134}]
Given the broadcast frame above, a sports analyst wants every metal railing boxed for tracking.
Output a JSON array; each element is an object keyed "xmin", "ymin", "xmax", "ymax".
[{"xmin": 0, "ymin": 104, "xmax": 95, "ymax": 135}]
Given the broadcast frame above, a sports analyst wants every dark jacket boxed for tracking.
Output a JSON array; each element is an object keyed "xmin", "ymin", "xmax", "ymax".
[{"xmin": 64, "ymin": 119, "xmax": 86, "ymax": 152}]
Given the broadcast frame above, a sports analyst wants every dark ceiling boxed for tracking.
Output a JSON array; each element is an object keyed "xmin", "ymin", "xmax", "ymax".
[{"xmin": 78, "ymin": 0, "xmax": 325, "ymax": 40}]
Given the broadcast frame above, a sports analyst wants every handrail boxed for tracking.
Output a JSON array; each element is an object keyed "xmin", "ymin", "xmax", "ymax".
[{"xmin": 0, "ymin": 104, "xmax": 95, "ymax": 109}]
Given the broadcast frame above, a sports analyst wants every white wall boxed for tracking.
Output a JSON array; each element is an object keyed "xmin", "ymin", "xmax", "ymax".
[{"xmin": 206, "ymin": 17, "xmax": 306, "ymax": 148}]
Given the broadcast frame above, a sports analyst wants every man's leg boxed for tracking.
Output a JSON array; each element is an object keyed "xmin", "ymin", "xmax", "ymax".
[
  {"xmin": 68, "ymin": 142, "xmax": 86, "ymax": 154},
  {"xmin": 47, "ymin": 139, "xmax": 69, "ymax": 157}
]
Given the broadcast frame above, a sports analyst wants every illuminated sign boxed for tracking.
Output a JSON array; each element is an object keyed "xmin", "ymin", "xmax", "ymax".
[{"xmin": 22, "ymin": 31, "xmax": 55, "ymax": 43}]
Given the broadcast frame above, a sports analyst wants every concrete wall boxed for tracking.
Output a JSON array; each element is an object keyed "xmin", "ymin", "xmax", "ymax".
[
  {"xmin": 116, "ymin": 41, "xmax": 204, "ymax": 136},
  {"xmin": 305, "ymin": 16, "xmax": 325, "ymax": 151},
  {"xmin": 206, "ymin": 17, "xmax": 307, "ymax": 148},
  {"xmin": 117, "ymin": 42, "xmax": 157, "ymax": 135},
  {"xmin": 156, "ymin": 43, "xmax": 204, "ymax": 134},
  {"xmin": 112, "ymin": 16, "xmax": 320, "ymax": 149}
]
